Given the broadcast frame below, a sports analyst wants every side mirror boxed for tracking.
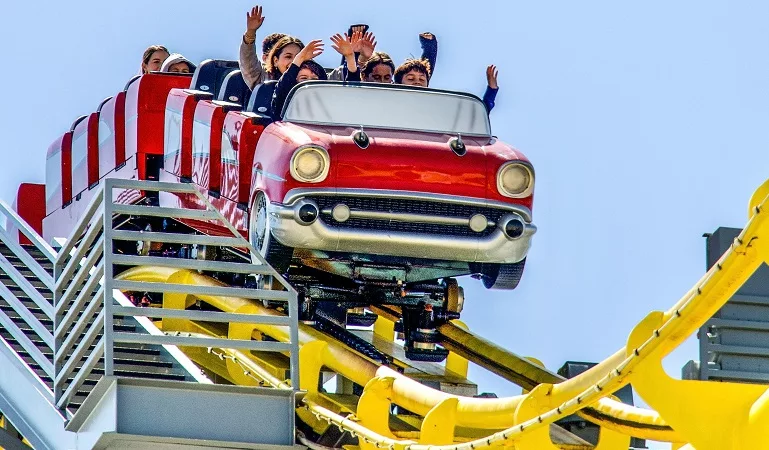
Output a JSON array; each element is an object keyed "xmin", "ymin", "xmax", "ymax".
[
  {"xmin": 449, "ymin": 135, "xmax": 466, "ymax": 156},
  {"xmin": 353, "ymin": 129, "xmax": 370, "ymax": 149}
]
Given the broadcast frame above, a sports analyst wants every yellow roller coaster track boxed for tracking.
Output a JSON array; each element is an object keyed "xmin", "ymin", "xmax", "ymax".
[{"xmin": 116, "ymin": 179, "xmax": 769, "ymax": 450}]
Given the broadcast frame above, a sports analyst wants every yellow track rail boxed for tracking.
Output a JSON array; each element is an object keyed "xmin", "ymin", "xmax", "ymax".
[{"xmin": 117, "ymin": 179, "xmax": 769, "ymax": 450}]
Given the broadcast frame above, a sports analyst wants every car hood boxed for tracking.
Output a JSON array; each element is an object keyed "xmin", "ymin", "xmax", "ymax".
[{"xmin": 293, "ymin": 123, "xmax": 502, "ymax": 199}]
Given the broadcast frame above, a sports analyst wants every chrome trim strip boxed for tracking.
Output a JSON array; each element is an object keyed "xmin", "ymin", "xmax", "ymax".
[
  {"xmin": 269, "ymin": 203, "xmax": 536, "ymax": 263},
  {"xmin": 283, "ymin": 188, "xmax": 533, "ymax": 222},
  {"xmin": 320, "ymin": 207, "xmax": 494, "ymax": 228},
  {"xmin": 253, "ymin": 168, "xmax": 286, "ymax": 182}
]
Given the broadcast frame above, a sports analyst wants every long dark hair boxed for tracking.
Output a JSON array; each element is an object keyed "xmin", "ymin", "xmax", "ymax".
[
  {"xmin": 266, "ymin": 36, "xmax": 304, "ymax": 79},
  {"xmin": 142, "ymin": 45, "xmax": 168, "ymax": 65}
]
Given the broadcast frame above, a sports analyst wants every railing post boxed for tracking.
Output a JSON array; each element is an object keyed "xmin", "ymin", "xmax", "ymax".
[
  {"xmin": 53, "ymin": 244, "xmax": 64, "ymax": 403},
  {"xmin": 102, "ymin": 180, "xmax": 115, "ymax": 376},
  {"xmin": 288, "ymin": 291, "xmax": 300, "ymax": 390}
]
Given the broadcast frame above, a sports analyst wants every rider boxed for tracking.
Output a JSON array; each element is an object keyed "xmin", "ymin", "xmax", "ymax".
[
  {"xmin": 160, "ymin": 54, "xmax": 196, "ymax": 74},
  {"xmin": 271, "ymin": 33, "xmax": 363, "ymax": 118},
  {"xmin": 140, "ymin": 45, "xmax": 169, "ymax": 74},
  {"xmin": 361, "ymin": 52, "xmax": 395, "ymax": 83},
  {"xmin": 394, "ymin": 59, "xmax": 431, "ymax": 87},
  {"xmin": 239, "ymin": 5, "xmax": 289, "ymax": 88}
]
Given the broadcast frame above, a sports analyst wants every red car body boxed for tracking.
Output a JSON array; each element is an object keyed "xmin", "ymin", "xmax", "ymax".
[{"xmin": 32, "ymin": 74, "xmax": 535, "ymax": 287}]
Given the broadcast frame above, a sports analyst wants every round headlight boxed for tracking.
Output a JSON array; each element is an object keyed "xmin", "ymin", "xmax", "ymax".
[
  {"xmin": 497, "ymin": 163, "xmax": 534, "ymax": 198},
  {"xmin": 290, "ymin": 145, "xmax": 329, "ymax": 183}
]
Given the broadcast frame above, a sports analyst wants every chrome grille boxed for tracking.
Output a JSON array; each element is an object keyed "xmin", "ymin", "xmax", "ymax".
[{"xmin": 308, "ymin": 195, "xmax": 510, "ymax": 237}]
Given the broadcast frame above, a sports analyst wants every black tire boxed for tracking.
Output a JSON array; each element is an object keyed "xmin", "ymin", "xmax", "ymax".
[
  {"xmin": 477, "ymin": 258, "xmax": 526, "ymax": 290},
  {"xmin": 249, "ymin": 192, "xmax": 294, "ymax": 274}
]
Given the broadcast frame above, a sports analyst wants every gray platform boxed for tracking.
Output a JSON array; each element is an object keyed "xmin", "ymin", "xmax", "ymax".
[{"xmin": 69, "ymin": 377, "xmax": 297, "ymax": 450}]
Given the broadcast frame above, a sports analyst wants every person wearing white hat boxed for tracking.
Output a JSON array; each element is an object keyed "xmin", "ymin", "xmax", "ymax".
[{"xmin": 161, "ymin": 53, "xmax": 196, "ymax": 74}]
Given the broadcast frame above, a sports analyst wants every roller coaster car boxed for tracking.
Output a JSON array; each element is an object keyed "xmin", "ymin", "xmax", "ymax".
[
  {"xmin": 37, "ymin": 72, "xmax": 536, "ymax": 363},
  {"xmin": 240, "ymin": 82, "xmax": 536, "ymax": 288},
  {"xmin": 178, "ymin": 81, "xmax": 535, "ymax": 361}
]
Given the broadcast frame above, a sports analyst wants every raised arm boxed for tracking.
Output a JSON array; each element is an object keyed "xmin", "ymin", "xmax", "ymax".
[
  {"xmin": 329, "ymin": 29, "xmax": 374, "ymax": 81},
  {"xmin": 239, "ymin": 5, "xmax": 268, "ymax": 89},
  {"xmin": 271, "ymin": 39, "xmax": 324, "ymax": 118},
  {"xmin": 419, "ymin": 32, "xmax": 438, "ymax": 77},
  {"xmin": 331, "ymin": 32, "xmax": 364, "ymax": 82},
  {"xmin": 483, "ymin": 65, "xmax": 499, "ymax": 113}
]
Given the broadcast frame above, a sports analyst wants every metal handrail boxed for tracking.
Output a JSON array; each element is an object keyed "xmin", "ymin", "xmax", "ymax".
[
  {"xmin": 111, "ymin": 306, "xmax": 292, "ymax": 326},
  {"xmin": 0, "ymin": 251, "xmax": 53, "ymax": 319},
  {"xmin": 54, "ymin": 263, "xmax": 104, "ymax": 340},
  {"xmin": 0, "ymin": 227, "xmax": 53, "ymax": 289},
  {"xmin": 54, "ymin": 212, "xmax": 103, "ymax": 294},
  {"xmin": 55, "ymin": 237, "xmax": 104, "ymax": 317},
  {"xmin": 55, "ymin": 309, "xmax": 104, "ymax": 388},
  {"xmin": 52, "ymin": 178, "xmax": 301, "ymax": 411},
  {"xmin": 111, "ymin": 289, "xmax": 211, "ymax": 385},
  {"xmin": 0, "ymin": 198, "xmax": 57, "ymax": 385},
  {"xmin": 0, "ymin": 199, "xmax": 55, "ymax": 262},
  {"xmin": 55, "ymin": 187, "xmax": 104, "ymax": 268},
  {"xmin": 55, "ymin": 286, "xmax": 104, "ymax": 367},
  {"xmin": 0, "ymin": 311, "xmax": 53, "ymax": 378}
]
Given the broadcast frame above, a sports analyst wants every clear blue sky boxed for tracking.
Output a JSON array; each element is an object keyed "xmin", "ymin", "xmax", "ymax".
[{"xmin": 3, "ymin": 1, "xmax": 769, "ymax": 448}]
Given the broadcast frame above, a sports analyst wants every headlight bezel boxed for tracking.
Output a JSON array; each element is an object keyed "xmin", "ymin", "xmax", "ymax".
[
  {"xmin": 289, "ymin": 145, "xmax": 330, "ymax": 183},
  {"xmin": 496, "ymin": 162, "xmax": 534, "ymax": 198}
]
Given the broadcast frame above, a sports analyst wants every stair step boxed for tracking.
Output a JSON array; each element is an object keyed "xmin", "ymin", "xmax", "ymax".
[
  {"xmin": 14, "ymin": 325, "xmax": 54, "ymax": 338},
  {"xmin": 0, "ymin": 263, "xmax": 52, "ymax": 279},
  {"xmin": 0, "ymin": 294, "xmax": 49, "ymax": 306},
  {"xmin": 2, "ymin": 286, "xmax": 53, "ymax": 301},
  {"xmin": 0, "ymin": 248, "xmax": 52, "ymax": 264},
  {"xmin": 114, "ymin": 344, "xmax": 163, "ymax": 355},
  {"xmin": 10, "ymin": 343, "xmax": 53, "ymax": 358},
  {"xmin": 0, "ymin": 273, "xmax": 49, "ymax": 287},
  {"xmin": 0, "ymin": 278, "xmax": 53, "ymax": 294},
  {"xmin": 114, "ymin": 357, "xmax": 175, "ymax": 369},
  {"xmin": 0, "ymin": 302, "xmax": 53, "ymax": 319},
  {"xmin": 112, "ymin": 350, "xmax": 166, "ymax": 363},
  {"xmin": 2, "ymin": 333, "xmax": 50, "ymax": 348},
  {"xmin": 0, "ymin": 303, "xmax": 54, "ymax": 325},
  {"xmin": 112, "ymin": 370, "xmax": 188, "ymax": 381},
  {"xmin": 91, "ymin": 363, "xmax": 180, "ymax": 376},
  {"xmin": 0, "ymin": 243, "xmax": 53, "ymax": 259},
  {"xmin": 4, "ymin": 336, "xmax": 53, "ymax": 355}
]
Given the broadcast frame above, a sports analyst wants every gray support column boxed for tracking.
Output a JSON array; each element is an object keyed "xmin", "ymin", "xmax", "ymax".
[{"xmin": 684, "ymin": 227, "xmax": 769, "ymax": 382}]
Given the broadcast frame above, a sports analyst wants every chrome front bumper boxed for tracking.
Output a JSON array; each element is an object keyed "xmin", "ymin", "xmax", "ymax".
[{"xmin": 267, "ymin": 192, "xmax": 536, "ymax": 264}]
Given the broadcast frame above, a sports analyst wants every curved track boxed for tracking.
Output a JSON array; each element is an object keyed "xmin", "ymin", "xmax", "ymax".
[{"xmin": 114, "ymin": 179, "xmax": 769, "ymax": 449}]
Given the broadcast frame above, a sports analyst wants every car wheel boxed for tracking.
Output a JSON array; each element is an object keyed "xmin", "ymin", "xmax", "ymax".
[
  {"xmin": 249, "ymin": 191, "xmax": 294, "ymax": 274},
  {"xmin": 476, "ymin": 258, "xmax": 526, "ymax": 290}
]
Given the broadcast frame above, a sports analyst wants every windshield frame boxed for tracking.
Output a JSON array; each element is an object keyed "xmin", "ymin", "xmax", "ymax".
[{"xmin": 281, "ymin": 81, "xmax": 492, "ymax": 138}]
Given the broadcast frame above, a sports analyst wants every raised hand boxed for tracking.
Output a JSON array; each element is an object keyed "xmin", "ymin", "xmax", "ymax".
[
  {"xmin": 486, "ymin": 64, "xmax": 499, "ymax": 89},
  {"xmin": 419, "ymin": 32, "xmax": 435, "ymax": 40},
  {"xmin": 355, "ymin": 32, "xmax": 377, "ymax": 60},
  {"xmin": 330, "ymin": 33, "xmax": 354, "ymax": 57},
  {"xmin": 294, "ymin": 39, "xmax": 324, "ymax": 65},
  {"xmin": 246, "ymin": 6, "xmax": 265, "ymax": 32}
]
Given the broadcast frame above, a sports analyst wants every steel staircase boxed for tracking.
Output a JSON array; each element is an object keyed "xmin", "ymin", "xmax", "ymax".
[
  {"xmin": 0, "ymin": 179, "xmax": 300, "ymax": 450},
  {"xmin": 0, "ymin": 241, "xmax": 54, "ymax": 389}
]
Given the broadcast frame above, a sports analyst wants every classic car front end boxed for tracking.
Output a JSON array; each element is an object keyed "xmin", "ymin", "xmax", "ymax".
[{"xmin": 249, "ymin": 82, "xmax": 536, "ymax": 290}]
